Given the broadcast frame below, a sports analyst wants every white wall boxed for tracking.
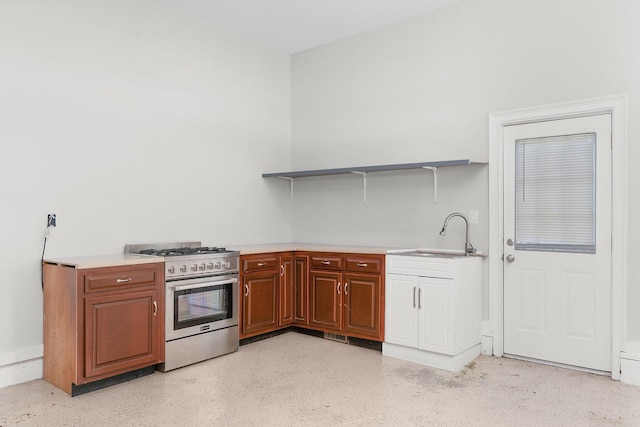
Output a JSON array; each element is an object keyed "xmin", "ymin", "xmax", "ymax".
[
  {"xmin": 290, "ymin": 0, "xmax": 640, "ymax": 342},
  {"xmin": 0, "ymin": 0, "xmax": 291, "ymax": 374}
]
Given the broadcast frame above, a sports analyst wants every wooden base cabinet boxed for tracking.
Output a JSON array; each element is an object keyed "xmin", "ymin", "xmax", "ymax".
[
  {"xmin": 239, "ymin": 251, "xmax": 385, "ymax": 342},
  {"xmin": 240, "ymin": 252, "xmax": 299, "ymax": 338},
  {"xmin": 308, "ymin": 253, "xmax": 385, "ymax": 341},
  {"xmin": 308, "ymin": 271, "xmax": 381, "ymax": 337},
  {"xmin": 43, "ymin": 261, "xmax": 164, "ymax": 395}
]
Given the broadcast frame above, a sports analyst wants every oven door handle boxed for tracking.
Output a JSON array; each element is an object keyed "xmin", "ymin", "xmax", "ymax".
[{"xmin": 170, "ymin": 277, "xmax": 238, "ymax": 292}]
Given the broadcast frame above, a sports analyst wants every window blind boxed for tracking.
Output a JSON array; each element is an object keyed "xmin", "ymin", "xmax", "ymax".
[{"xmin": 514, "ymin": 133, "xmax": 596, "ymax": 253}]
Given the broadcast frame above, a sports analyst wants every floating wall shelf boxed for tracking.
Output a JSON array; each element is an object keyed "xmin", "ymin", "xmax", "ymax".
[{"xmin": 262, "ymin": 159, "xmax": 487, "ymax": 205}]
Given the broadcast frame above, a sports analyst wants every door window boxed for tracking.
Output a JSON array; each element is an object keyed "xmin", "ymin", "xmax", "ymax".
[{"xmin": 514, "ymin": 132, "xmax": 596, "ymax": 253}]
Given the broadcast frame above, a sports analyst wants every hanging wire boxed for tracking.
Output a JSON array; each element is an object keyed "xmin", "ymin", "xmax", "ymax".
[{"xmin": 41, "ymin": 227, "xmax": 50, "ymax": 290}]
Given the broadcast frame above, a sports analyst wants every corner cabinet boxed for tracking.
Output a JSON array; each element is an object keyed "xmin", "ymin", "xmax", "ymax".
[
  {"xmin": 43, "ymin": 260, "xmax": 164, "ymax": 395},
  {"xmin": 239, "ymin": 252, "xmax": 301, "ymax": 338},
  {"xmin": 239, "ymin": 251, "xmax": 385, "ymax": 342}
]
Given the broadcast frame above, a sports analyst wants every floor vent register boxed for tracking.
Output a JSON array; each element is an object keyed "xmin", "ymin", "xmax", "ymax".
[{"xmin": 324, "ymin": 332, "xmax": 349, "ymax": 344}]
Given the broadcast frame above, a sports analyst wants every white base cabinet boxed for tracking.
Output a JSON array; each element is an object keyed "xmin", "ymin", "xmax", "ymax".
[{"xmin": 383, "ymin": 255, "xmax": 482, "ymax": 372}]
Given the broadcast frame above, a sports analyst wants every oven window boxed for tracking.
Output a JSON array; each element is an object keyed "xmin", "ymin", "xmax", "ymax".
[{"xmin": 174, "ymin": 283, "xmax": 232, "ymax": 330}]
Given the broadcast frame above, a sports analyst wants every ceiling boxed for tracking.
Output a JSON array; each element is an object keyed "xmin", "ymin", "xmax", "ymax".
[{"xmin": 162, "ymin": 0, "xmax": 466, "ymax": 54}]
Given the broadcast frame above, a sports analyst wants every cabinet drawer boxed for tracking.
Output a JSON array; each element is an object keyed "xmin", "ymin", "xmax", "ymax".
[
  {"xmin": 242, "ymin": 256, "xmax": 278, "ymax": 273},
  {"xmin": 310, "ymin": 255, "xmax": 343, "ymax": 271},
  {"xmin": 345, "ymin": 256, "xmax": 382, "ymax": 274},
  {"xmin": 84, "ymin": 269, "xmax": 158, "ymax": 293}
]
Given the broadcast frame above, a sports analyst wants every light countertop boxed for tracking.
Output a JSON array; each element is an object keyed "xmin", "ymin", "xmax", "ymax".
[
  {"xmin": 227, "ymin": 242, "xmax": 401, "ymax": 255},
  {"xmin": 43, "ymin": 244, "xmax": 484, "ymax": 267},
  {"xmin": 43, "ymin": 254, "xmax": 163, "ymax": 269}
]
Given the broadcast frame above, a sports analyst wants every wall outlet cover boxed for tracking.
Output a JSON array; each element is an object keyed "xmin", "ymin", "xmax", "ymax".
[{"xmin": 469, "ymin": 210, "xmax": 478, "ymax": 224}]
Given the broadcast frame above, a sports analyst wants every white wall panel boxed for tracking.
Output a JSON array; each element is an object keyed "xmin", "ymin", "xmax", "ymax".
[{"xmin": 0, "ymin": 0, "xmax": 291, "ymax": 367}]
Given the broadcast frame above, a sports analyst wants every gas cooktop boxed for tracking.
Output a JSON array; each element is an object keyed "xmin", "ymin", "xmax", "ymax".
[
  {"xmin": 125, "ymin": 242, "xmax": 239, "ymax": 279},
  {"xmin": 137, "ymin": 246, "xmax": 230, "ymax": 257},
  {"xmin": 125, "ymin": 242, "xmax": 236, "ymax": 257}
]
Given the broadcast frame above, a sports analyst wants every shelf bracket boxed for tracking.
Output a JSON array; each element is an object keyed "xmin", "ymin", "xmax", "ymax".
[
  {"xmin": 422, "ymin": 166, "xmax": 438, "ymax": 204},
  {"xmin": 350, "ymin": 171, "xmax": 367, "ymax": 205},
  {"xmin": 278, "ymin": 177, "xmax": 294, "ymax": 206}
]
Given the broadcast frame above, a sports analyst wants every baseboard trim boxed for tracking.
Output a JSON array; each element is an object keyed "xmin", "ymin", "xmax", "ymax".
[
  {"xmin": 382, "ymin": 342, "xmax": 481, "ymax": 372},
  {"xmin": 621, "ymin": 341, "xmax": 640, "ymax": 386},
  {"xmin": 0, "ymin": 345, "xmax": 44, "ymax": 389}
]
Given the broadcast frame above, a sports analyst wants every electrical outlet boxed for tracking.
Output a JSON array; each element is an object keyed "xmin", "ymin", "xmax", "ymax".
[
  {"xmin": 47, "ymin": 214, "xmax": 56, "ymax": 227},
  {"xmin": 469, "ymin": 210, "xmax": 479, "ymax": 225}
]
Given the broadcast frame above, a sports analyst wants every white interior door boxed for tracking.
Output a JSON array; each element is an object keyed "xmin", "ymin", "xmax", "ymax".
[{"xmin": 503, "ymin": 114, "xmax": 612, "ymax": 372}]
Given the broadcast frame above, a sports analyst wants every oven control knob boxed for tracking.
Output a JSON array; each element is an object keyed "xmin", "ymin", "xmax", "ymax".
[
  {"xmin": 191, "ymin": 264, "xmax": 198, "ymax": 272},
  {"xmin": 199, "ymin": 263, "xmax": 206, "ymax": 271},
  {"xmin": 207, "ymin": 263, "xmax": 214, "ymax": 270},
  {"xmin": 223, "ymin": 261, "xmax": 231, "ymax": 269},
  {"xmin": 167, "ymin": 266, "xmax": 175, "ymax": 274},
  {"xmin": 180, "ymin": 265, "xmax": 187, "ymax": 273},
  {"xmin": 214, "ymin": 262, "xmax": 222, "ymax": 269}
]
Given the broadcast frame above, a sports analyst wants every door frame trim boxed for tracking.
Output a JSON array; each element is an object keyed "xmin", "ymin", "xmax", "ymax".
[{"xmin": 488, "ymin": 94, "xmax": 628, "ymax": 379}]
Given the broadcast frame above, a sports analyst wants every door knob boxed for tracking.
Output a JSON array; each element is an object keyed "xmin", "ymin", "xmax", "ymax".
[{"xmin": 505, "ymin": 254, "xmax": 515, "ymax": 263}]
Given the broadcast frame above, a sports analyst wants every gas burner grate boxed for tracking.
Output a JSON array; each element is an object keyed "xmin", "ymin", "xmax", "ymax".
[
  {"xmin": 193, "ymin": 246, "xmax": 228, "ymax": 254},
  {"xmin": 138, "ymin": 247, "xmax": 229, "ymax": 256}
]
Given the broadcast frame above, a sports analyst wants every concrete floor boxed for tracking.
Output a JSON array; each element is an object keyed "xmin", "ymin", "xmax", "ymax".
[{"xmin": 1, "ymin": 332, "xmax": 640, "ymax": 426}]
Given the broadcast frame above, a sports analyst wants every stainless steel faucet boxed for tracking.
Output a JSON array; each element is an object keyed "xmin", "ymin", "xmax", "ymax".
[{"xmin": 439, "ymin": 212, "xmax": 476, "ymax": 255}]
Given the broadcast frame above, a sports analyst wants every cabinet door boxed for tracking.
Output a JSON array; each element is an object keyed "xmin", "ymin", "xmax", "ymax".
[
  {"xmin": 384, "ymin": 274, "xmax": 419, "ymax": 347},
  {"xmin": 242, "ymin": 272, "xmax": 278, "ymax": 336},
  {"xmin": 279, "ymin": 255, "xmax": 294, "ymax": 326},
  {"xmin": 84, "ymin": 289, "xmax": 160, "ymax": 380},
  {"xmin": 418, "ymin": 277, "xmax": 454, "ymax": 354},
  {"xmin": 343, "ymin": 273, "xmax": 381, "ymax": 339},
  {"xmin": 308, "ymin": 270, "xmax": 342, "ymax": 331},
  {"xmin": 294, "ymin": 256, "xmax": 309, "ymax": 325}
]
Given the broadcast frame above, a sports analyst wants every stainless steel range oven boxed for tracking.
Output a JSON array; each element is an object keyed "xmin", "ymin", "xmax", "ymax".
[{"xmin": 125, "ymin": 242, "xmax": 239, "ymax": 371}]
